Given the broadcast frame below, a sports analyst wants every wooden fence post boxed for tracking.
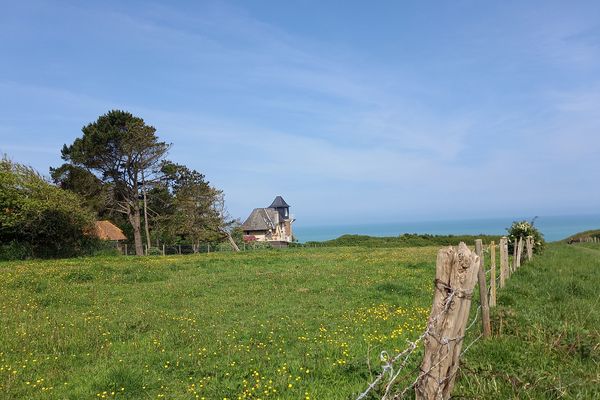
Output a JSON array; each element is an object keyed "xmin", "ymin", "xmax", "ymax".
[
  {"xmin": 162, "ymin": 244, "xmax": 165, "ymax": 256},
  {"xmin": 415, "ymin": 242, "xmax": 480, "ymax": 400},
  {"xmin": 475, "ymin": 239, "xmax": 491, "ymax": 338},
  {"xmin": 499, "ymin": 237, "xmax": 508, "ymax": 288},
  {"xmin": 512, "ymin": 238, "xmax": 518, "ymax": 272},
  {"xmin": 516, "ymin": 237, "xmax": 523, "ymax": 269},
  {"xmin": 124, "ymin": 243, "xmax": 128, "ymax": 256},
  {"xmin": 207, "ymin": 243, "xmax": 210, "ymax": 253},
  {"xmin": 178, "ymin": 245, "xmax": 181, "ymax": 255},
  {"xmin": 490, "ymin": 241, "xmax": 496, "ymax": 307},
  {"xmin": 526, "ymin": 236, "xmax": 533, "ymax": 261}
]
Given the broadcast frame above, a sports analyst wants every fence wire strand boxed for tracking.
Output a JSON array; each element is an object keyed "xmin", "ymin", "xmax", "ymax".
[{"xmin": 356, "ymin": 284, "xmax": 483, "ymax": 400}]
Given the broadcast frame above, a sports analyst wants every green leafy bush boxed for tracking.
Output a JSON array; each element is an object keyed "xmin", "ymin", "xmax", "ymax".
[
  {"xmin": 243, "ymin": 241, "xmax": 273, "ymax": 250},
  {"xmin": 0, "ymin": 158, "xmax": 95, "ymax": 259},
  {"xmin": 147, "ymin": 247, "xmax": 163, "ymax": 256},
  {"xmin": 507, "ymin": 219, "xmax": 545, "ymax": 254}
]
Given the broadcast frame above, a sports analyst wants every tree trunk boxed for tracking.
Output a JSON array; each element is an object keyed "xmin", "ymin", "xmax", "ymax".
[
  {"xmin": 225, "ymin": 231, "xmax": 240, "ymax": 252},
  {"xmin": 141, "ymin": 171, "xmax": 151, "ymax": 250},
  {"xmin": 129, "ymin": 203, "xmax": 144, "ymax": 256}
]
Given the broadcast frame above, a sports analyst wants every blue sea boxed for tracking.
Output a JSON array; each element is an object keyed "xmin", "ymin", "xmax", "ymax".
[{"xmin": 293, "ymin": 214, "xmax": 600, "ymax": 243}]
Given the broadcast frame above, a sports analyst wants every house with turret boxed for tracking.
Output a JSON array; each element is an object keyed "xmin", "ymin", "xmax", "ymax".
[{"xmin": 241, "ymin": 196, "xmax": 295, "ymax": 246}]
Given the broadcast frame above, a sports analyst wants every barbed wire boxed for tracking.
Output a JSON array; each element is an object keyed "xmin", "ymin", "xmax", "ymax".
[{"xmin": 356, "ymin": 281, "xmax": 483, "ymax": 400}]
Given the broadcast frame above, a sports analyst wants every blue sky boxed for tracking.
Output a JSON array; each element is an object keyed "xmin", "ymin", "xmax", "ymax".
[{"xmin": 1, "ymin": 1, "xmax": 599, "ymax": 225}]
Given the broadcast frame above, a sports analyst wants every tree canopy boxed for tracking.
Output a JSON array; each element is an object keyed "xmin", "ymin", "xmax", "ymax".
[
  {"xmin": 60, "ymin": 110, "xmax": 170, "ymax": 255},
  {"xmin": 53, "ymin": 110, "xmax": 237, "ymax": 255}
]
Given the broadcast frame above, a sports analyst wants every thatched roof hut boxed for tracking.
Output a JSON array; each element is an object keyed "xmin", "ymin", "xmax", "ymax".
[{"xmin": 94, "ymin": 220, "xmax": 127, "ymax": 241}]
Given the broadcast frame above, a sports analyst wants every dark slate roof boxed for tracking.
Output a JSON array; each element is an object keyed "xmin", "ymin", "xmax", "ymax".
[
  {"xmin": 241, "ymin": 208, "xmax": 279, "ymax": 231},
  {"xmin": 269, "ymin": 196, "xmax": 289, "ymax": 208}
]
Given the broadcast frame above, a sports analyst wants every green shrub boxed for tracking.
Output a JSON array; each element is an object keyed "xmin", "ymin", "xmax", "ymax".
[
  {"xmin": 0, "ymin": 241, "xmax": 33, "ymax": 260},
  {"xmin": 507, "ymin": 219, "xmax": 545, "ymax": 254},
  {"xmin": 147, "ymin": 247, "xmax": 163, "ymax": 256},
  {"xmin": 0, "ymin": 158, "xmax": 95, "ymax": 259},
  {"xmin": 245, "ymin": 241, "xmax": 273, "ymax": 250}
]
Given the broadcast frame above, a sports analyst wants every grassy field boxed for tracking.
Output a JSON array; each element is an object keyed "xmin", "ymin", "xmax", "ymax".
[
  {"xmin": 0, "ymin": 247, "xmax": 439, "ymax": 399},
  {"xmin": 1, "ymin": 243, "xmax": 598, "ymax": 399}
]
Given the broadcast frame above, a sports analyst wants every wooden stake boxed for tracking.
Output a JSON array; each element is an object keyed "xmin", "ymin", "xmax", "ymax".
[
  {"xmin": 516, "ymin": 237, "xmax": 523, "ymax": 269},
  {"xmin": 512, "ymin": 237, "xmax": 518, "ymax": 272},
  {"xmin": 526, "ymin": 236, "xmax": 533, "ymax": 261},
  {"xmin": 499, "ymin": 237, "xmax": 508, "ymax": 288},
  {"xmin": 475, "ymin": 239, "xmax": 491, "ymax": 338},
  {"xmin": 162, "ymin": 244, "xmax": 165, "ymax": 256},
  {"xmin": 415, "ymin": 242, "xmax": 480, "ymax": 399},
  {"xmin": 490, "ymin": 241, "xmax": 496, "ymax": 307}
]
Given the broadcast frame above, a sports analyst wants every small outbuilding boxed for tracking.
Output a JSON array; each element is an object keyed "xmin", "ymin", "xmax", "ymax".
[{"xmin": 94, "ymin": 220, "xmax": 127, "ymax": 242}]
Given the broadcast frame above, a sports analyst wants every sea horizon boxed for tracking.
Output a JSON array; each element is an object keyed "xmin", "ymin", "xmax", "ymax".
[{"xmin": 293, "ymin": 214, "xmax": 600, "ymax": 243}]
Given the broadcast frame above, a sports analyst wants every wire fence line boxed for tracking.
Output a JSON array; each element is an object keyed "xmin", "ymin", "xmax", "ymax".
[
  {"xmin": 116, "ymin": 241, "xmax": 290, "ymax": 256},
  {"xmin": 354, "ymin": 236, "xmax": 535, "ymax": 400},
  {"xmin": 356, "ymin": 288, "xmax": 465, "ymax": 400},
  {"xmin": 356, "ymin": 291, "xmax": 478, "ymax": 400}
]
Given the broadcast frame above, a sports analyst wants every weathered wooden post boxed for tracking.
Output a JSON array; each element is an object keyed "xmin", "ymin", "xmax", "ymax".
[
  {"xmin": 512, "ymin": 237, "xmax": 518, "ymax": 272},
  {"xmin": 207, "ymin": 243, "xmax": 210, "ymax": 253},
  {"xmin": 162, "ymin": 244, "xmax": 165, "ymax": 256},
  {"xmin": 178, "ymin": 245, "xmax": 181, "ymax": 255},
  {"xmin": 499, "ymin": 237, "xmax": 508, "ymax": 287},
  {"xmin": 490, "ymin": 241, "xmax": 496, "ymax": 307},
  {"xmin": 516, "ymin": 237, "xmax": 523, "ymax": 269},
  {"xmin": 124, "ymin": 243, "xmax": 128, "ymax": 256},
  {"xmin": 475, "ymin": 239, "xmax": 491, "ymax": 338},
  {"xmin": 526, "ymin": 236, "xmax": 533, "ymax": 261},
  {"xmin": 415, "ymin": 242, "xmax": 480, "ymax": 400}
]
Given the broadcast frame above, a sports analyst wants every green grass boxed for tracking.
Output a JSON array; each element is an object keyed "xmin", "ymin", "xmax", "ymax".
[
  {"xmin": 0, "ymin": 247, "xmax": 438, "ymax": 399},
  {"xmin": 0, "ymin": 243, "xmax": 598, "ymax": 399}
]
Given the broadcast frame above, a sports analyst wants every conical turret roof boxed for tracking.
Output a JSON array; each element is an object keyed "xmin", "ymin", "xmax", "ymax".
[{"xmin": 268, "ymin": 196, "xmax": 289, "ymax": 208}]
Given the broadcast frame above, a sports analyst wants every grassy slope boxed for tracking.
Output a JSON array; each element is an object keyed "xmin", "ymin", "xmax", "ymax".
[
  {"xmin": 563, "ymin": 229, "xmax": 600, "ymax": 242},
  {"xmin": 0, "ymin": 244, "xmax": 598, "ymax": 399}
]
